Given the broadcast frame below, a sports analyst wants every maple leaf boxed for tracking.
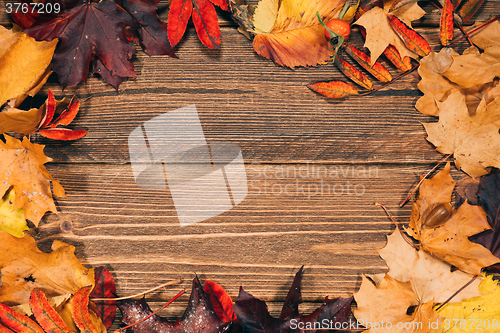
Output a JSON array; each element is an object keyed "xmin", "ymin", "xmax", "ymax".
[
  {"xmin": 0, "ymin": 188, "xmax": 28, "ymax": 238},
  {"xmin": 251, "ymin": 0, "xmax": 345, "ymax": 68},
  {"xmin": 118, "ymin": 276, "xmax": 232, "ymax": 332},
  {"xmin": 423, "ymin": 91, "xmax": 500, "ymax": 178},
  {"xmin": 0, "ymin": 232, "xmax": 95, "ymax": 306},
  {"xmin": 24, "ymin": 0, "xmax": 138, "ymax": 88},
  {"xmin": 233, "ymin": 266, "xmax": 353, "ymax": 332},
  {"xmin": 353, "ymin": 0, "xmax": 424, "ymax": 65},
  {"xmin": 167, "ymin": 0, "xmax": 229, "ymax": 49},
  {"xmin": 0, "ymin": 135, "xmax": 65, "ymax": 225},
  {"xmin": 407, "ymin": 163, "xmax": 500, "ymax": 274},
  {"xmin": 353, "ymin": 274, "xmax": 441, "ymax": 333},
  {"xmin": 0, "ymin": 26, "xmax": 56, "ymax": 108},
  {"xmin": 373, "ymin": 229, "xmax": 482, "ymax": 304},
  {"xmin": 436, "ymin": 275, "xmax": 500, "ymax": 332}
]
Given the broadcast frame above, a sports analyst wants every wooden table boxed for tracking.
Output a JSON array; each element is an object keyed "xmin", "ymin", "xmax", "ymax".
[{"xmin": 1, "ymin": 1, "xmax": 497, "ymax": 330}]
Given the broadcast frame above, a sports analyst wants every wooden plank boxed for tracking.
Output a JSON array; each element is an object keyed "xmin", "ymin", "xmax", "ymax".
[
  {"xmin": 32, "ymin": 163, "xmax": 468, "ymax": 312},
  {"xmin": 15, "ymin": 28, "xmax": 474, "ymax": 164}
]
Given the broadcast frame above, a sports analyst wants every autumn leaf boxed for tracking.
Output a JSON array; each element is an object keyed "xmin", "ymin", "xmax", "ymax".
[
  {"xmin": 233, "ymin": 266, "xmax": 353, "ymax": 332},
  {"xmin": 354, "ymin": 2, "xmax": 423, "ymax": 65},
  {"xmin": 0, "ymin": 135, "xmax": 65, "ymax": 225},
  {"xmin": 0, "ymin": 106, "xmax": 45, "ymax": 135},
  {"xmin": 30, "ymin": 289, "xmax": 72, "ymax": 333},
  {"xmin": 24, "ymin": 0, "xmax": 138, "ymax": 88},
  {"xmin": 118, "ymin": 276, "xmax": 231, "ymax": 332},
  {"xmin": 71, "ymin": 286, "xmax": 98, "ymax": 333},
  {"xmin": 440, "ymin": 0, "xmax": 454, "ymax": 46},
  {"xmin": 344, "ymin": 44, "xmax": 392, "ymax": 82},
  {"xmin": 307, "ymin": 81, "xmax": 359, "ymax": 98},
  {"xmin": 0, "ymin": 188, "xmax": 28, "ymax": 238},
  {"xmin": 353, "ymin": 274, "xmax": 441, "ymax": 333},
  {"xmin": 0, "ymin": 26, "xmax": 56, "ymax": 108},
  {"xmin": 335, "ymin": 57, "xmax": 374, "ymax": 90},
  {"xmin": 0, "ymin": 232, "xmax": 94, "ymax": 306},
  {"xmin": 204, "ymin": 280, "xmax": 236, "ymax": 323},
  {"xmin": 407, "ymin": 163, "xmax": 500, "ymax": 274},
  {"xmin": 251, "ymin": 0, "xmax": 345, "ymax": 68},
  {"xmin": 90, "ymin": 266, "xmax": 117, "ymax": 329},
  {"xmin": 167, "ymin": 0, "xmax": 229, "ymax": 49},
  {"xmin": 436, "ymin": 275, "xmax": 500, "ymax": 332},
  {"xmin": 423, "ymin": 91, "xmax": 500, "ymax": 178},
  {"xmin": 0, "ymin": 302, "xmax": 44, "ymax": 333}
]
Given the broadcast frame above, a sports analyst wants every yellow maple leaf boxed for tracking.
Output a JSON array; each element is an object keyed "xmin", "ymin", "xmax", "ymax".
[
  {"xmin": 407, "ymin": 163, "xmax": 499, "ymax": 274},
  {"xmin": 423, "ymin": 92, "xmax": 500, "ymax": 178},
  {"xmin": 436, "ymin": 275, "xmax": 500, "ymax": 333},
  {"xmin": 0, "ymin": 188, "xmax": 28, "ymax": 238},
  {"xmin": 0, "ymin": 232, "xmax": 94, "ymax": 306},
  {"xmin": 0, "ymin": 134, "xmax": 66, "ymax": 226},
  {"xmin": 0, "ymin": 26, "xmax": 57, "ymax": 108},
  {"xmin": 252, "ymin": 0, "xmax": 345, "ymax": 68}
]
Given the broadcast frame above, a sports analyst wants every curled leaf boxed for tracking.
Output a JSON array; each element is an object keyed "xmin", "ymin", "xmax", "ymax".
[
  {"xmin": 307, "ymin": 81, "xmax": 359, "ymax": 98},
  {"xmin": 440, "ymin": 0, "xmax": 454, "ymax": 46},
  {"xmin": 39, "ymin": 129, "xmax": 88, "ymax": 141}
]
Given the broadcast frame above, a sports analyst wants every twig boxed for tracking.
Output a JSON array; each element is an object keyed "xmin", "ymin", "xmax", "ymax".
[
  {"xmin": 91, "ymin": 279, "xmax": 182, "ymax": 302},
  {"xmin": 375, "ymin": 202, "xmax": 419, "ymax": 248},
  {"xmin": 359, "ymin": 65, "xmax": 419, "ymax": 96},
  {"xmin": 449, "ymin": 15, "xmax": 500, "ymax": 47},
  {"xmin": 435, "ymin": 275, "xmax": 478, "ymax": 311},
  {"xmin": 113, "ymin": 289, "xmax": 186, "ymax": 333}
]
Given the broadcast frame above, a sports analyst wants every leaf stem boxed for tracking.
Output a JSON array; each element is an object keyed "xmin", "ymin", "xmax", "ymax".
[
  {"xmin": 113, "ymin": 289, "xmax": 186, "ymax": 333},
  {"xmin": 358, "ymin": 64, "xmax": 419, "ymax": 96},
  {"xmin": 435, "ymin": 275, "xmax": 478, "ymax": 311},
  {"xmin": 399, "ymin": 154, "xmax": 451, "ymax": 207},
  {"xmin": 90, "ymin": 279, "xmax": 182, "ymax": 302},
  {"xmin": 375, "ymin": 202, "xmax": 420, "ymax": 249}
]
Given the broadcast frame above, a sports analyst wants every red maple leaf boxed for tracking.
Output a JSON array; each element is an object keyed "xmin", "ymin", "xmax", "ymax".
[{"xmin": 167, "ymin": 0, "xmax": 229, "ymax": 49}]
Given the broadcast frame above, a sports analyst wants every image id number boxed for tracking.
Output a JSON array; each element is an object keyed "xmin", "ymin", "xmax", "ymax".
[{"xmin": 5, "ymin": 2, "xmax": 61, "ymax": 14}]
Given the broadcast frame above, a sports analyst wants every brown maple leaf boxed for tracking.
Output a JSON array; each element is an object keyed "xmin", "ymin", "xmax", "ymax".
[
  {"xmin": 251, "ymin": 0, "xmax": 345, "ymax": 68},
  {"xmin": 423, "ymin": 91, "xmax": 500, "ymax": 178},
  {"xmin": 353, "ymin": 274, "xmax": 441, "ymax": 333},
  {"xmin": 0, "ymin": 135, "xmax": 66, "ymax": 225},
  {"xmin": 407, "ymin": 163, "xmax": 500, "ymax": 275},
  {"xmin": 0, "ymin": 232, "xmax": 94, "ymax": 306}
]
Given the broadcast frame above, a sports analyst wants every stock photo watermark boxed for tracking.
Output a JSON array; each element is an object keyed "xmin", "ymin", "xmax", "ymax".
[{"xmin": 248, "ymin": 162, "xmax": 378, "ymax": 199}]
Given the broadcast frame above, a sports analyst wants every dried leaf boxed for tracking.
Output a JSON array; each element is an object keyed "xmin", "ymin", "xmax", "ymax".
[
  {"xmin": 39, "ymin": 128, "xmax": 88, "ymax": 141},
  {"xmin": 30, "ymin": 289, "xmax": 72, "ymax": 333},
  {"xmin": 384, "ymin": 44, "xmax": 412, "ymax": 71},
  {"xmin": 252, "ymin": 0, "xmax": 345, "ymax": 68},
  {"xmin": 375, "ymin": 229, "xmax": 482, "ymax": 304},
  {"xmin": 353, "ymin": 274, "xmax": 441, "ymax": 333},
  {"xmin": 307, "ymin": 81, "xmax": 359, "ymax": 98},
  {"xmin": 0, "ymin": 27, "xmax": 56, "ymax": 108},
  {"xmin": 0, "ymin": 324, "xmax": 14, "ymax": 333},
  {"xmin": 423, "ymin": 92, "xmax": 500, "ymax": 178},
  {"xmin": 407, "ymin": 163, "xmax": 500, "ymax": 274},
  {"xmin": 387, "ymin": 14, "xmax": 431, "ymax": 57},
  {"xmin": 0, "ymin": 188, "xmax": 28, "ymax": 238},
  {"xmin": 345, "ymin": 44, "xmax": 392, "ymax": 82},
  {"xmin": 204, "ymin": 280, "xmax": 236, "ymax": 322},
  {"xmin": 335, "ymin": 58, "xmax": 374, "ymax": 89},
  {"xmin": 0, "ymin": 135, "xmax": 65, "ymax": 225},
  {"xmin": 71, "ymin": 286, "xmax": 98, "ymax": 333},
  {"xmin": 0, "ymin": 232, "xmax": 94, "ymax": 306},
  {"xmin": 252, "ymin": 0, "xmax": 278, "ymax": 33},
  {"xmin": 457, "ymin": 0, "xmax": 484, "ymax": 23},
  {"xmin": 354, "ymin": 6, "xmax": 418, "ymax": 64},
  {"xmin": 440, "ymin": 0, "xmax": 454, "ymax": 46},
  {"xmin": 89, "ymin": 266, "xmax": 117, "ymax": 329},
  {"xmin": 436, "ymin": 275, "xmax": 500, "ymax": 333},
  {"xmin": 0, "ymin": 302, "xmax": 44, "ymax": 333}
]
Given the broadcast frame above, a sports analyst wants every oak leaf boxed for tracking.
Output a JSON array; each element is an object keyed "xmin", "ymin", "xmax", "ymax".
[
  {"xmin": 436, "ymin": 275, "xmax": 500, "ymax": 332},
  {"xmin": 251, "ymin": 0, "xmax": 345, "ymax": 68},
  {"xmin": 0, "ymin": 232, "xmax": 94, "ymax": 306},
  {"xmin": 0, "ymin": 188, "xmax": 28, "ymax": 238},
  {"xmin": 373, "ymin": 229, "xmax": 482, "ymax": 304},
  {"xmin": 423, "ymin": 91, "xmax": 500, "ymax": 178},
  {"xmin": 353, "ymin": 274, "xmax": 441, "ymax": 333},
  {"xmin": 353, "ymin": 2, "xmax": 422, "ymax": 65},
  {"xmin": 407, "ymin": 163, "xmax": 500, "ymax": 274},
  {"xmin": 0, "ymin": 26, "xmax": 56, "ymax": 108},
  {"xmin": 0, "ymin": 134, "xmax": 65, "ymax": 225}
]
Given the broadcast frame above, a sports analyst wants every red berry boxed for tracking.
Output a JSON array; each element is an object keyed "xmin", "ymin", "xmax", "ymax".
[{"xmin": 324, "ymin": 19, "xmax": 351, "ymax": 39}]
